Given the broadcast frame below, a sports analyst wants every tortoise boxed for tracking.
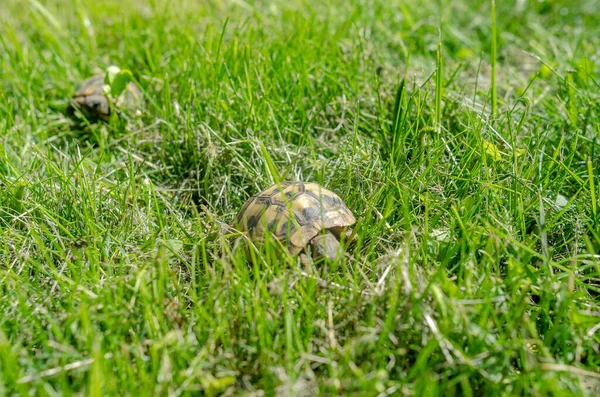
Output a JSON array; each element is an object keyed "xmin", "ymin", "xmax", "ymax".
[
  {"xmin": 69, "ymin": 73, "xmax": 142, "ymax": 121},
  {"xmin": 234, "ymin": 181, "xmax": 356, "ymax": 262}
]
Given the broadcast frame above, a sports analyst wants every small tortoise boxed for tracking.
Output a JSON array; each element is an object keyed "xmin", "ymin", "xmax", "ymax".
[
  {"xmin": 234, "ymin": 181, "xmax": 356, "ymax": 262},
  {"xmin": 70, "ymin": 73, "xmax": 142, "ymax": 121}
]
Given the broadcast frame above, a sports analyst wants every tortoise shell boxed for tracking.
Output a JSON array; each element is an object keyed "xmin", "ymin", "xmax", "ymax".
[
  {"xmin": 71, "ymin": 74, "xmax": 142, "ymax": 121},
  {"xmin": 234, "ymin": 182, "xmax": 355, "ymax": 256}
]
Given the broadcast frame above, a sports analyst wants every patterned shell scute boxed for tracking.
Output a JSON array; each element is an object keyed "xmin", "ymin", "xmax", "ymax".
[
  {"xmin": 76, "ymin": 74, "xmax": 105, "ymax": 97},
  {"xmin": 235, "ymin": 182, "xmax": 355, "ymax": 256}
]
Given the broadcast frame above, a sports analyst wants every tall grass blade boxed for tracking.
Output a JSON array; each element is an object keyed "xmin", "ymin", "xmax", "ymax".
[
  {"xmin": 391, "ymin": 77, "xmax": 406, "ymax": 162},
  {"xmin": 435, "ymin": 27, "xmax": 443, "ymax": 135},
  {"xmin": 491, "ymin": 0, "xmax": 498, "ymax": 118}
]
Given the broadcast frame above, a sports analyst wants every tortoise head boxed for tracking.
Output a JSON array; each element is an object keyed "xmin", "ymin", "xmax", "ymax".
[
  {"xmin": 72, "ymin": 94, "xmax": 110, "ymax": 120},
  {"xmin": 308, "ymin": 230, "xmax": 342, "ymax": 262}
]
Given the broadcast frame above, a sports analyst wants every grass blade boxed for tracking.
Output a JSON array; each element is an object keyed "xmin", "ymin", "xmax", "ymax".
[
  {"xmin": 491, "ymin": 0, "xmax": 498, "ymax": 118},
  {"xmin": 435, "ymin": 26, "xmax": 443, "ymax": 135}
]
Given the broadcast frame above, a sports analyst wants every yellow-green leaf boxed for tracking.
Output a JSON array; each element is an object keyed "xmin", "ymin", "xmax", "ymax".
[
  {"xmin": 482, "ymin": 139, "xmax": 502, "ymax": 161},
  {"xmin": 538, "ymin": 64, "xmax": 552, "ymax": 79},
  {"xmin": 200, "ymin": 375, "xmax": 236, "ymax": 397},
  {"xmin": 109, "ymin": 69, "xmax": 134, "ymax": 98}
]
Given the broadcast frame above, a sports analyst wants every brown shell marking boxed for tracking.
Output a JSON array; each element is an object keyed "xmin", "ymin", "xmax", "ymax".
[{"xmin": 234, "ymin": 182, "xmax": 355, "ymax": 256}]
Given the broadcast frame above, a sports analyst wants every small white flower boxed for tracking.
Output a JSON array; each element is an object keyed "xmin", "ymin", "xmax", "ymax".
[{"xmin": 106, "ymin": 65, "xmax": 121, "ymax": 85}]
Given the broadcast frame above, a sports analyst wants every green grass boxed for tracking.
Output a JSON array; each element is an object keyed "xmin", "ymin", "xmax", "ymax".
[{"xmin": 2, "ymin": 0, "xmax": 600, "ymax": 395}]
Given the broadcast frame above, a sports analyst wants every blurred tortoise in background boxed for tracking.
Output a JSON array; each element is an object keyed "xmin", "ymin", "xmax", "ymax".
[
  {"xmin": 69, "ymin": 68, "xmax": 142, "ymax": 121},
  {"xmin": 234, "ymin": 182, "xmax": 356, "ymax": 263}
]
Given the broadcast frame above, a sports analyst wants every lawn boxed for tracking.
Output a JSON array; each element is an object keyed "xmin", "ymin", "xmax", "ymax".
[{"xmin": 1, "ymin": 0, "xmax": 600, "ymax": 395}]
